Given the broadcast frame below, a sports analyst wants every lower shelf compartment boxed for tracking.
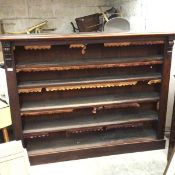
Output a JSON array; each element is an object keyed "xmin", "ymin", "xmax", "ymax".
[
  {"xmin": 23, "ymin": 109, "xmax": 158, "ymax": 136},
  {"xmin": 28, "ymin": 139, "xmax": 165, "ymax": 165},
  {"xmin": 26, "ymin": 127, "xmax": 164, "ymax": 165}
]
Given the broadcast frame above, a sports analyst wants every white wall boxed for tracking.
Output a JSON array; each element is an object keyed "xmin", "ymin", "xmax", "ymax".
[
  {"xmin": 112, "ymin": 0, "xmax": 175, "ymax": 131},
  {"xmin": 0, "ymin": 0, "xmax": 114, "ymax": 33},
  {"xmin": 113, "ymin": 0, "xmax": 175, "ymax": 32}
]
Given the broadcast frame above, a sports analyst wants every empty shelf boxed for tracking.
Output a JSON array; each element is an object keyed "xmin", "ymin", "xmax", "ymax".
[
  {"xmin": 20, "ymin": 92, "xmax": 160, "ymax": 114},
  {"xmin": 27, "ymin": 127, "xmax": 158, "ymax": 155},
  {"xmin": 18, "ymin": 72, "xmax": 161, "ymax": 89},
  {"xmin": 16, "ymin": 56, "xmax": 163, "ymax": 72},
  {"xmin": 23, "ymin": 110, "xmax": 158, "ymax": 136}
]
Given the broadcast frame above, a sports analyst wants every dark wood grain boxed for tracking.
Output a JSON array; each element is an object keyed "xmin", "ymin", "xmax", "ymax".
[
  {"xmin": 1, "ymin": 32, "xmax": 174, "ymax": 165},
  {"xmin": 0, "ymin": 32, "xmax": 175, "ymax": 41},
  {"xmin": 158, "ymin": 38, "xmax": 174, "ymax": 139},
  {"xmin": 168, "ymin": 90, "xmax": 175, "ymax": 160}
]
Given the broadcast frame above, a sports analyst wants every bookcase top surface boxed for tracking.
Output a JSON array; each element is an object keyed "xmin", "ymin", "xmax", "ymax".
[{"xmin": 0, "ymin": 32, "xmax": 175, "ymax": 41}]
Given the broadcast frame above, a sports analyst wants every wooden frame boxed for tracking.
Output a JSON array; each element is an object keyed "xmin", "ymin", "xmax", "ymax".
[{"xmin": 0, "ymin": 32, "xmax": 174, "ymax": 165}]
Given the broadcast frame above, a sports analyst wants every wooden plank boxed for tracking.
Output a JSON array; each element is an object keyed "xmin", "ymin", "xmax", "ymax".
[
  {"xmin": 0, "ymin": 31, "xmax": 174, "ymax": 41},
  {"xmin": 20, "ymin": 92, "xmax": 160, "ymax": 114},
  {"xmin": 16, "ymin": 56, "xmax": 163, "ymax": 72},
  {"xmin": 23, "ymin": 110, "xmax": 158, "ymax": 135},
  {"xmin": 158, "ymin": 38, "xmax": 174, "ymax": 138},
  {"xmin": 168, "ymin": 97, "xmax": 175, "ymax": 160},
  {"xmin": 18, "ymin": 72, "xmax": 161, "ymax": 89}
]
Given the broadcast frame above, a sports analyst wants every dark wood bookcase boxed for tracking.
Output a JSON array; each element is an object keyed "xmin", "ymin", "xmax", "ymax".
[{"xmin": 0, "ymin": 32, "xmax": 174, "ymax": 165}]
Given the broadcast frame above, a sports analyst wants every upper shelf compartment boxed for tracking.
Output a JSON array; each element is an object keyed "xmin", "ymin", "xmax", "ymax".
[
  {"xmin": 17, "ymin": 65, "xmax": 162, "ymax": 92},
  {"xmin": 14, "ymin": 43, "xmax": 164, "ymax": 72}
]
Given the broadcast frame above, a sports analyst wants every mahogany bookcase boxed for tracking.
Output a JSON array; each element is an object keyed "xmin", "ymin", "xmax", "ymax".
[{"xmin": 0, "ymin": 32, "xmax": 174, "ymax": 165}]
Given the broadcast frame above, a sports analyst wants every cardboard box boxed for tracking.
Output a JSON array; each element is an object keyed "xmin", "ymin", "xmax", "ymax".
[
  {"xmin": 0, "ymin": 141, "xmax": 30, "ymax": 175},
  {"xmin": 0, "ymin": 101, "xmax": 11, "ymax": 129}
]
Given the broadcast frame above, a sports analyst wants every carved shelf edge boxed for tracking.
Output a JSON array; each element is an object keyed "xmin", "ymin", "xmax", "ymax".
[
  {"xmin": 69, "ymin": 44, "xmax": 86, "ymax": 55},
  {"xmin": 21, "ymin": 108, "xmax": 74, "ymax": 116},
  {"xmin": 104, "ymin": 41, "xmax": 164, "ymax": 47},
  {"xmin": 16, "ymin": 60, "xmax": 163, "ymax": 73},
  {"xmin": 18, "ymin": 81, "xmax": 138, "ymax": 93},
  {"xmin": 22, "ymin": 41, "xmax": 164, "ymax": 51},
  {"xmin": 148, "ymin": 79, "xmax": 161, "ymax": 85},
  {"xmin": 24, "ymin": 45, "xmax": 51, "ymax": 50},
  {"xmin": 21, "ymin": 103, "xmax": 142, "ymax": 117},
  {"xmin": 18, "ymin": 79, "xmax": 161, "ymax": 94},
  {"xmin": 18, "ymin": 88, "xmax": 42, "ymax": 93}
]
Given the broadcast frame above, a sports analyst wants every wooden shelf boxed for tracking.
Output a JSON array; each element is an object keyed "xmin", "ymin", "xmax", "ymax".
[
  {"xmin": 18, "ymin": 72, "xmax": 161, "ymax": 89},
  {"xmin": 23, "ymin": 109, "xmax": 158, "ymax": 136},
  {"xmin": 16, "ymin": 55, "xmax": 163, "ymax": 72},
  {"xmin": 20, "ymin": 92, "xmax": 159, "ymax": 115},
  {"xmin": 27, "ymin": 127, "xmax": 158, "ymax": 156}
]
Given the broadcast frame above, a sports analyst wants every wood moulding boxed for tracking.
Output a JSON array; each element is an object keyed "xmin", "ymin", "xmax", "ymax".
[
  {"xmin": 18, "ymin": 81, "xmax": 138, "ymax": 93},
  {"xmin": 69, "ymin": 44, "xmax": 86, "ymax": 55},
  {"xmin": 148, "ymin": 79, "xmax": 161, "ymax": 85},
  {"xmin": 24, "ymin": 45, "xmax": 51, "ymax": 50},
  {"xmin": 18, "ymin": 78, "xmax": 161, "ymax": 94},
  {"xmin": 23, "ymin": 41, "xmax": 164, "ymax": 50},
  {"xmin": 104, "ymin": 41, "xmax": 164, "ymax": 47},
  {"xmin": 21, "ymin": 109, "xmax": 74, "ymax": 116},
  {"xmin": 18, "ymin": 88, "xmax": 42, "ymax": 93},
  {"xmin": 103, "ymin": 103, "xmax": 140, "ymax": 110},
  {"xmin": 45, "ymin": 81, "xmax": 138, "ymax": 92},
  {"xmin": 89, "ymin": 104, "xmax": 139, "ymax": 114},
  {"xmin": 65, "ymin": 121, "xmax": 147, "ymax": 135}
]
